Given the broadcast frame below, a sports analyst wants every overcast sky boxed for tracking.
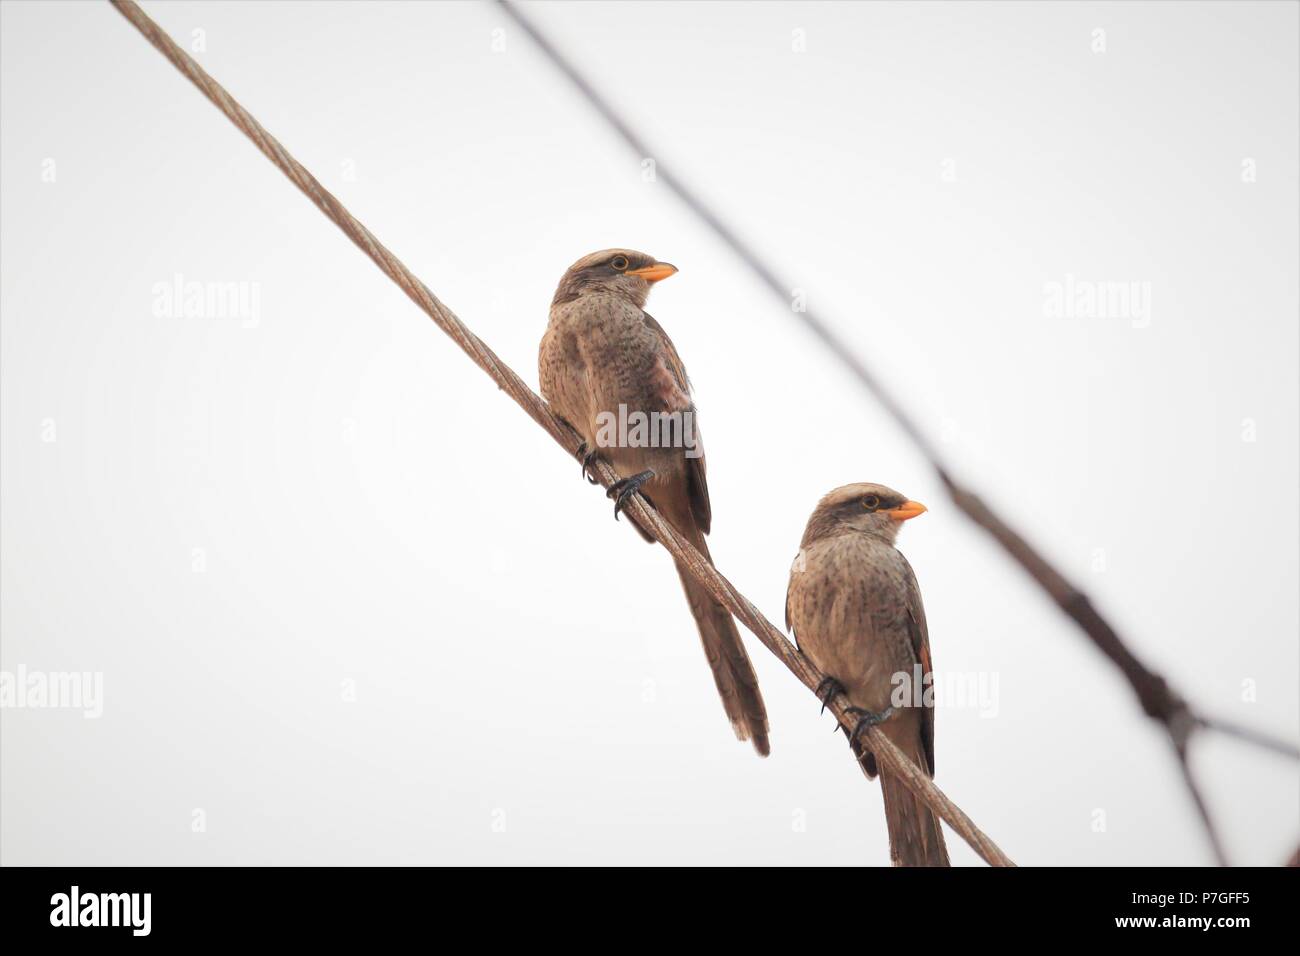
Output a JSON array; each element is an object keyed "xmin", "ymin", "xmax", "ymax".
[{"xmin": 2, "ymin": 0, "xmax": 1297, "ymax": 865}]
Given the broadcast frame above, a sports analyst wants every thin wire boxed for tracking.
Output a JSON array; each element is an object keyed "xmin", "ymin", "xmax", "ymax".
[
  {"xmin": 107, "ymin": 0, "xmax": 1014, "ymax": 867},
  {"xmin": 1197, "ymin": 716, "xmax": 1300, "ymax": 760}
]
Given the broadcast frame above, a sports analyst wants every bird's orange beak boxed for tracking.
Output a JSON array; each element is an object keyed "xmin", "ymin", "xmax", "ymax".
[
  {"xmin": 628, "ymin": 262, "xmax": 678, "ymax": 283},
  {"xmin": 885, "ymin": 500, "xmax": 927, "ymax": 521}
]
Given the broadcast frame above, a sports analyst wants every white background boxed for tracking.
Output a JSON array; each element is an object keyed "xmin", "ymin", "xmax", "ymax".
[{"xmin": 1, "ymin": 0, "xmax": 1296, "ymax": 865}]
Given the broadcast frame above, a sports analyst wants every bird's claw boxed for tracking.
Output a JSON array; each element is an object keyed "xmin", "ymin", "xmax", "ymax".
[
  {"xmin": 576, "ymin": 442, "xmax": 601, "ymax": 485},
  {"xmin": 846, "ymin": 705, "xmax": 895, "ymax": 749},
  {"xmin": 606, "ymin": 470, "xmax": 655, "ymax": 520},
  {"xmin": 815, "ymin": 676, "xmax": 845, "ymax": 715}
]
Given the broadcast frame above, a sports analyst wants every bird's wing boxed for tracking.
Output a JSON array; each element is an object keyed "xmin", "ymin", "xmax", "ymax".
[
  {"xmin": 785, "ymin": 549, "xmax": 804, "ymax": 638},
  {"xmin": 785, "ymin": 587, "xmax": 793, "ymax": 635},
  {"xmin": 642, "ymin": 311, "xmax": 711, "ymax": 534},
  {"xmin": 901, "ymin": 558, "xmax": 935, "ymax": 777},
  {"xmin": 642, "ymin": 311, "xmax": 693, "ymax": 396}
]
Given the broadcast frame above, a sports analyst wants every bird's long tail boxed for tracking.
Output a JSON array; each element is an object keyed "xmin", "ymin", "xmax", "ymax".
[
  {"xmin": 673, "ymin": 535, "xmax": 770, "ymax": 757},
  {"xmin": 877, "ymin": 735, "xmax": 949, "ymax": 866}
]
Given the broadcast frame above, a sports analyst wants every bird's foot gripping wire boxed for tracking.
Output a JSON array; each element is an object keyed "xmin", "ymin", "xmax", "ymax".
[
  {"xmin": 575, "ymin": 442, "xmax": 601, "ymax": 485},
  {"xmin": 606, "ymin": 470, "xmax": 655, "ymax": 520},
  {"xmin": 815, "ymin": 676, "xmax": 846, "ymax": 715},
  {"xmin": 846, "ymin": 705, "xmax": 895, "ymax": 749}
]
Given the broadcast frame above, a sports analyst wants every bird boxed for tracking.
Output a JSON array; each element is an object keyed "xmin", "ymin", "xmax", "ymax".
[
  {"xmin": 785, "ymin": 482, "xmax": 949, "ymax": 866},
  {"xmin": 539, "ymin": 248, "xmax": 770, "ymax": 757}
]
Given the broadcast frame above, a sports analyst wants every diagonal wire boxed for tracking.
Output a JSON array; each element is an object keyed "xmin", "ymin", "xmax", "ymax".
[
  {"xmin": 499, "ymin": 0, "xmax": 1300, "ymax": 866},
  {"xmin": 107, "ymin": 0, "xmax": 1014, "ymax": 867}
]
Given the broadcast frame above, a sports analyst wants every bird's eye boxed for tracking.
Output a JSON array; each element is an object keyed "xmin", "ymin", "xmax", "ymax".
[
  {"xmin": 862, "ymin": 495, "xmax": 880, "ymax": 511},
  {"xmin": 611, "ymin": 256, "xmax": 629, "ymax": 271}
]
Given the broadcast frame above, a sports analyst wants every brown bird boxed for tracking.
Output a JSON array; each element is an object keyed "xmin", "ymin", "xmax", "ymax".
[
  {"xmin": 539, "ymin": 249, "xmax": 769, "ymax": 756},
  {"xmin": 785, "ymin": 483, "xmax": 948, "ymax": 866}
]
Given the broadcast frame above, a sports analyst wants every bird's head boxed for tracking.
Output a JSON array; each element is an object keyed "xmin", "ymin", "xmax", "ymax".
[
  {"xmin": 800, "ymin": 482, "xmax": 927, "ymax": 547},
  {"xmin": 551, "ymin": 248, "xmax": 677, "ymax": 308}
]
